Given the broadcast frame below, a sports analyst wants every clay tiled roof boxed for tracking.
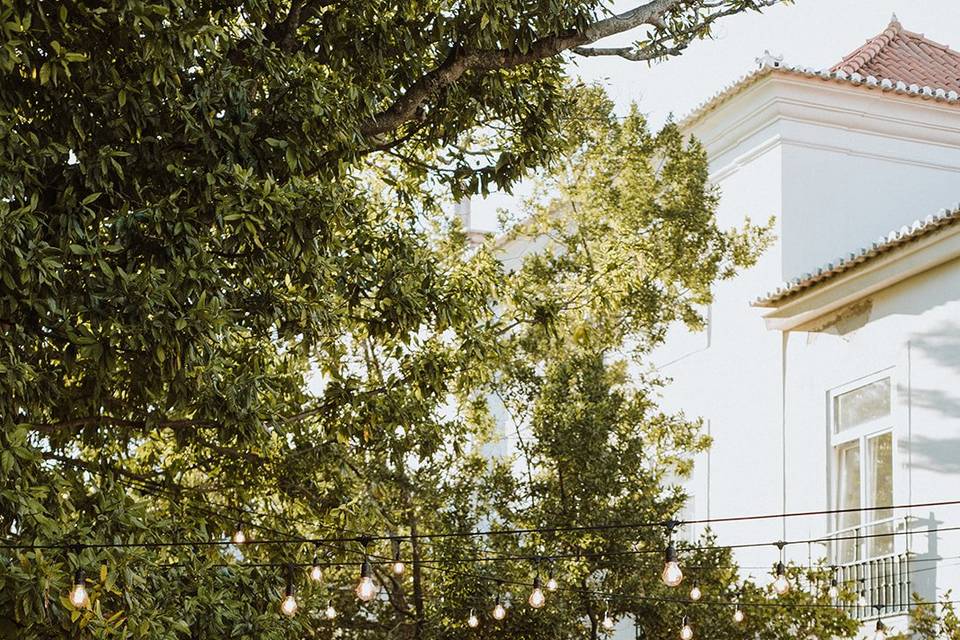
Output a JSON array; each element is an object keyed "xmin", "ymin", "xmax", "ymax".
[
  {"xmin": 753, "ymin": 206, "xmax": 960, "ymax": 307},
  {"xmin": 831, "ymin": 14, "xmax": 960, "ymax": 94}
]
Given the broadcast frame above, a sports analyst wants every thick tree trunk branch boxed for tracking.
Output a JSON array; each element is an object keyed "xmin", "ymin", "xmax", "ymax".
[{"xmin": 359, "ymin": 0, "xmax": 680, "ymax": 139}]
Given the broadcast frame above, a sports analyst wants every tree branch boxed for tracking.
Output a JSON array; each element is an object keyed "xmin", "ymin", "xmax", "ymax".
[
  {"xmin": 359, "ymin": 0, "xmax": 681, "ymax": 139},
  {"xmin": 359, "ymin": 0, "xmax": 778, "ymax": 140}
]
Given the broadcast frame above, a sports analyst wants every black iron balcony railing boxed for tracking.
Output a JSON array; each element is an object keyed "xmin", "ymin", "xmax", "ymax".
[
  {"xmin": 825, "ymin": 517, "xmax": 915, "ymax": 619},
  {"xmin": 835, "ymin": 552, "xmax": 911, "ymax": 619}
]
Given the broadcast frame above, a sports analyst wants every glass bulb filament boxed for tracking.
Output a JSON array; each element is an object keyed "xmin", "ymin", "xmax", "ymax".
[
  {"xmin": 492, "ymin": 594, "xmax": 507, "ymax": 620},
  {"xmin": 68, "ymin": 570, "xmax": 90, "ymax": 609},
  {"xmin": 773, "ymin": 562, "xmax": 790, "ymax": 595},
  {"xmin": 356, "ymin": 576, "xmax": 376, "ymax": 601},
  {"xmin": 528, "ymin": 576, "xmax": 545, "ymax": 608},
  {"xmin": 662, "ymin": 543, "xmax": 683, "ymax": 587},
  {"xmin": 281, "ymin": 593, "xmax": 298, "ymax": 617},
  {"xmin": 356, "ymin": 558, "xmax": 377, "ymax": 602}
]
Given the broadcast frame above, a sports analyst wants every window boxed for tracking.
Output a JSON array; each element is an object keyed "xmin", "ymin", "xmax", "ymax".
[{"xmin": 831, "ymin": 375, "xmax": 894, "ymax": 563}]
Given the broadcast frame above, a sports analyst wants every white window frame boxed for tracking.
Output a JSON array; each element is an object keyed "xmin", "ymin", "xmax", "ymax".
[{"xmin": 828, "ymin": 369, "xmax": 898, "ymax": 563}]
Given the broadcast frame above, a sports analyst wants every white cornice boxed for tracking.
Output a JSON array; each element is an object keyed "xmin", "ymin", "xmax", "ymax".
[
  {"xmin": 757, "ymin": 219, "xmax": 960, "ymax": 332},
  {"xmin": 685, "ymin": 73, "xmax": 960, "ymax": 169}
]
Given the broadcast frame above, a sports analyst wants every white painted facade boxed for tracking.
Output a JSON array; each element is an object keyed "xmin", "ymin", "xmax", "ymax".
[{"xmin": 649, "ymin": 59, "xmax": 960, "ymax": 633}]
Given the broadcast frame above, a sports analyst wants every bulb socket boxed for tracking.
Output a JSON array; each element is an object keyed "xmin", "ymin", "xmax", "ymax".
[{"xmin": 665, "ymin": 542, "xmax": 677, "ymax": 563}]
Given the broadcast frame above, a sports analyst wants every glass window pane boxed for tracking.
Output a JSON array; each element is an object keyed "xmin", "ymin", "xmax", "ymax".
[
  {"xmin": 868, "ymin": 432, "xmax": 893, "ymax": 510},
  {"xmin": 868, "ymin": 432, "xmax": 894, "ymax": 557},
  {"xmin": 834, "ymin": 378, "xmax": 890, "ymax": 432},
  {"xmin": 836, "ymin": 442, "xmax": 861, "ymax": 562}
]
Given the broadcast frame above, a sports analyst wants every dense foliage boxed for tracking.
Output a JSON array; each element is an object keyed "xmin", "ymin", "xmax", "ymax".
[{"xmin": 0, "ymin": 1, "xmax": 857, "ymax": 639}]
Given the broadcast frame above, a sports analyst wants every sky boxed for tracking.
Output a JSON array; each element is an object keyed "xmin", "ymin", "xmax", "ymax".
[{"xmin": 469, "ymin": 0, "xmax": 960, "ymax": 230}]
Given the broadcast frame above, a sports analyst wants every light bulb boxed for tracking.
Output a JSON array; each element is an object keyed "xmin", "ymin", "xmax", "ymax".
[
  {"xmin": 68, "ymin": 570, "xmax": 90, "ymax": 608},
  {"xmin": 325, "ymin": 601, "xmax": 337, "ymax": 620},
  {"xmin": 309, "ymin": 563, "xmax": 323, "ymax": 583},
  {"xmin": 280, "ymin": 593, "xmax": 298, "ymax": 617},
  {"xmin": 468, "ymin": 609, "xmax": 479, "ymax": 627},
  {"xmin": 356, "ymin": 576, "xmax": 376, "ymax": 601},
  {"xmin": 392, "ymin": 560, "xmax": 406, "ymax": 576},
  {"xmin": 546, "ymin": 576, "xmax": 558, "ymax": 592},
  {"xmin": 733, "ymin": 606, "xmax": 744, "ymax": 623},
  {"xmin": 602, "ymin": 613, "xmax": 615, "ymax": 631},
  {"xmin": 873, "ymin": 620, "xmax": 886, "ymax": 640},
  {"xmin": 492, "ymin": 597, "xmax": 507, "ymax": 620},
  {"xmin": 356, "ymin": 559, "xmax": 377, "ymax": 602},
  {"xmin": 232, "ymin": 527, "xmax": 246, "ymax": 545},
  {"xmin": 689, "ymin": 582, "xmax": 701, "ymax": 601},
  {"xmin": 828, "ymin": 579, "xmax": 838, "ymax": 599},
  {"xmin": 662, "ymin": 543, "xmax": 683, "ymax": 587},
  {"xmin": 773, "ymin": 562, "xmax": 790, "ymax": 595},
  {"xmin": 680, "ymin": 617, "xmax": 694, "ymax": 640},
  {"xmin": 528, "ymin": 576, "xmax": 545, "ymax": 609},
  {"xmin": 858, "ymin": 591, "xmax": 868, "ymax": 607}
]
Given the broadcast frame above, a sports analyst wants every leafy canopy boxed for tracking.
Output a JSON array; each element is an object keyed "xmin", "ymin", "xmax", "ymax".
[{"xmin": 0, "ymin": 1, "xmax": 855, "ymax": 639}]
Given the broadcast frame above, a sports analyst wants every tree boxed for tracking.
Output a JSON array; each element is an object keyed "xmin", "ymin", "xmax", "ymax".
[
  {"xmin": 891, "ymin": 594, "xmax": 960, "ymax": 640},
  {"xmin": 0, "ymin": 1, "xmax": 855, "ymax": 639}
]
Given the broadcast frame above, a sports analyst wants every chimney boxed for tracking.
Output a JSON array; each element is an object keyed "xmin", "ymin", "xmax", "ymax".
[{"xmin": 455, "ymin": 196, "xmax": 489, "ymax": 246}]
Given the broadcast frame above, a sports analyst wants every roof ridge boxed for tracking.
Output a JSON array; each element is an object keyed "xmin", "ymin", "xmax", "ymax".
[
  {"xmin": 831, "ymin": 15, "xmax": 902, "ymax": 75},
  {"xmin": 898, "ymin": 27, "xmax": 960, "ymax": 56}
]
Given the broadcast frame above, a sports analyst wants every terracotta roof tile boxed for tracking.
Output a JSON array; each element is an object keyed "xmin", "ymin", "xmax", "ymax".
[
  {"xmin": 831, "ymin": 14, "xmax": 960, "ymax": 93},
  {"xmin": 753, "ymin": 206, "xmax": 960, "ymax": 307}
]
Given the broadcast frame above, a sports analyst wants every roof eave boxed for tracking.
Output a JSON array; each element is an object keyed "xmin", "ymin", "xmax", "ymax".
[{"xmin": 754, "ymin": 219, "xmax": 960, "ymax": 332}]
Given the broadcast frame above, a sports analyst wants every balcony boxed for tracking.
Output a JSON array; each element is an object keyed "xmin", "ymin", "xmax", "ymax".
[{"xmin": 827, "ymin": 517, "xmax": 913, "ymax": 619}]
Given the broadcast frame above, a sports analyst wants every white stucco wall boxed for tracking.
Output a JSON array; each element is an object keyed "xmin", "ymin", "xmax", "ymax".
[{"xmin": 653, "ymin": 70, "xmax": 960, "ymax": 617}]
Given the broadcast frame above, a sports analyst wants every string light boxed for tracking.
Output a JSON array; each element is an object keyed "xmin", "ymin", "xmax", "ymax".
[
  {"xmin": 689, "ymin": 580, "xmax": 702, "ymax": 601},
  {"xmin": 528, "ymin": 574, "xmax": 546, "ymax": 609},
  {"xmin": 309, "ymin": 553, "xmax": 323, "ymax": 583},
  {"xmin": 356, "ymin": 557, "xmax": 377, "ymax": 602},
  {"xmin": 827, "ymin": 576, "xmax": 838, "ymax": 599},
  {"xmin": 68, "ymin": 569, "xmax": 90, "ymax": 608},
  {"xmin": 231, "ymin": 524, "xmax": 246, "ymax": 545},
  {"xmin": 773, "ymin": 561, "xmax": 790, "ymax": 595},
  {"xmin": 772, "ymin": 542, "xmax": 790, "ymax": 595},
  {"xmin": 733, "ymin": 604, "xmax": 744, "ymax": 623},
  {"xmin": 680, "ymin": 615, "xmax": 694, "ymax": 640},
  {"xmin": 546, "ymin": 562, "xmax": 558, "ymax": 591},
  {"xmin": 858, "ymin": 580, "xmax": 868, "ymax": 607},
  {"xmin": 662, "ymin": 541, "xmax": 683, "ymax": 587},
  {"xmin": 546, "ymin": 573, "xmax": 558, "ymax": 592},
  {"xmin": 873, "ymin": 619, "xmax": 887, "ymax": 640},
  {"xmin": 391, "ymin": 539, "xmax": 405, "ymax": 576},
  {"xmin": 492, "ymin": 594, "xmax": 507, "ymax": 620},
  {"xmin": 280, "ymin": 567, "xmax": 298, "ymax": 617},
  {"xmin": 324, "ymin": 600, "xmax": 337, "ymax": 620},
  {"xmin": 467, "ymin": 608, "xmax": 479, "ymax": 627}
]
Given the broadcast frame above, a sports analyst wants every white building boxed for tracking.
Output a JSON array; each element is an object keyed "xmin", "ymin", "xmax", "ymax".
[{"xmin": 653, "ymin": 14, "xmax": 960, "ymax": 632}]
